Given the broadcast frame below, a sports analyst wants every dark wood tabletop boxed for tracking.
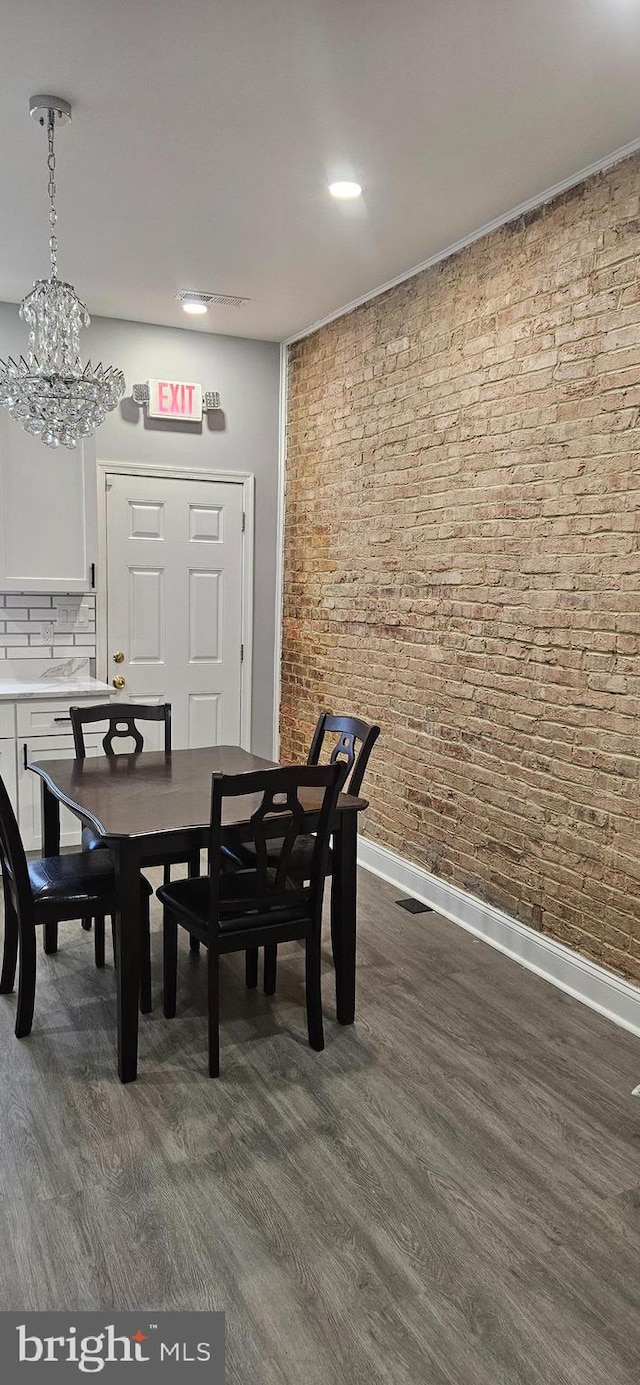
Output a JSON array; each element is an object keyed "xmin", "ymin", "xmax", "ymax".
[
  {"xmin": 29, "ymin": 745, "xmax": 368, "ymax": 841},
  {"xmin": 29, "ymin": 744, "xmax": 367, "ymax": 1082}
]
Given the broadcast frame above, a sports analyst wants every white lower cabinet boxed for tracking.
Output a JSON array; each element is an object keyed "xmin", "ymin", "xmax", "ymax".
[
  {"xmin": 17, "ymin": 731, "xmax": 104, "ymax": 852},
  {"xmin": 0, "ymin": 737, "xmax": 17, "ymax": 814},
  {"xmin": 0, "ymin": 696, "xmax": 113, "ymax": 852}
]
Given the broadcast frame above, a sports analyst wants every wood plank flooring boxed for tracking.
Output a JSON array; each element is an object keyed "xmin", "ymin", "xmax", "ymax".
[{"xmin": 1, "ymin": 867, "xmax": 639, "ymax": 1384}]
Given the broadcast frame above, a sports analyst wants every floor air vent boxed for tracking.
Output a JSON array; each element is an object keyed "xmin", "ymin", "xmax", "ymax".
[{"xmin": 396, "ymin": 897, "xmax": 433, "ymax": 914}]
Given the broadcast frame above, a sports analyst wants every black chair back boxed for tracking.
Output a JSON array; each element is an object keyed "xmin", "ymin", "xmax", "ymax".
[
  {"xmin": 0, "ymin": 773, "xmax": 33, "ymax": 923},
  {"xmin": 208, "ymin": 765, "xmax": 342, "ymax": 931},
  {"xmin": 307, "ymin": 712, "xmax": 380, "ymax": 795},
  {"xmin": 70, "ymin": 702, "xmax": 172, "ymax": 758}
]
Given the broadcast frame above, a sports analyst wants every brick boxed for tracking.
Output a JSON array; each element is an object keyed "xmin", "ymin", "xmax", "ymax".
[{"xmin": 281, "ymin": 153, "xmax": 640, "ymax": 986}]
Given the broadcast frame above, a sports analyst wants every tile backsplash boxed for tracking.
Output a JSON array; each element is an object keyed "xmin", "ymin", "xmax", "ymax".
[{"xmin": 0, "ymin": 594, "xmax": 96, "ymax": 662}]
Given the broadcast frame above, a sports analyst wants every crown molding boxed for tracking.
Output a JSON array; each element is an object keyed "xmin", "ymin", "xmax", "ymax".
[{"xmin": 285, "ymin": 135, "xmax": 640, "ymax": 346}]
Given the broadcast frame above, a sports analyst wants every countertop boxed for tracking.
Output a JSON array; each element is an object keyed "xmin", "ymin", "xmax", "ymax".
[{"xmin": 0, "ymin": 676, "xmax": 113, "ymax": 702}]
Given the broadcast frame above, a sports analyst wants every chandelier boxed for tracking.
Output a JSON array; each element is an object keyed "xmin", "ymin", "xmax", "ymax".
[{"xmin": 0, "ymin": 96, "xmax": 125, "ymax": 449}]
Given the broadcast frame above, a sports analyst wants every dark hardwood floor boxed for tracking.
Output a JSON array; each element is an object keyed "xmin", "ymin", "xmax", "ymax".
[{"xmin": 0, "ymin": 867, "xmax": 639, "ymax": 1384}]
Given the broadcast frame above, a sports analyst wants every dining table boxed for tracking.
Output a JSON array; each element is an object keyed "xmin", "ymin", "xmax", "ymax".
[{"xmin": 28, "ymin": 744, "xmax": 367, "ymax": 1083}]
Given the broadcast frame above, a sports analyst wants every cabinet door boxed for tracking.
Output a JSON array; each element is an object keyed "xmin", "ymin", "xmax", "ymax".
[
  {"xmin": 18, "ymin": 733, "xmax": 104, "ymax": 852},
  {"xmin": 0, "ymin": 738, "xmax": 17, "ymax": 816},
  {"xmin": 0, "ymin": 412, "xmax": 97, "ymax": 593}
]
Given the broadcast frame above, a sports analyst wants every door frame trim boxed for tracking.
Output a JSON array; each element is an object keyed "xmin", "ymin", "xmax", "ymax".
[{"xmin": 96, "ymin": 461, "xmax": 255, "ymax": 750}]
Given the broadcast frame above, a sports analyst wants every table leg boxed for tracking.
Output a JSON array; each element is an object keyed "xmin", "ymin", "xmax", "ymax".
[
  {"xmin": 114, "ymin": 840, "xmax": 141, "ymax": 1083},
  {"xmin": 331, "ymin": 811, "xmax": 358, "ymax": 1024},
  {"xmin": 41, "ymin": 780, "xmax": 60, "ymax": 955}
]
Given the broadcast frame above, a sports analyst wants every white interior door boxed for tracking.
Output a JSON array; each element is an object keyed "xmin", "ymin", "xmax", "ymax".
[{"xmin": 105, "ymin": 473, "xmax": 246, "ymax": 748}]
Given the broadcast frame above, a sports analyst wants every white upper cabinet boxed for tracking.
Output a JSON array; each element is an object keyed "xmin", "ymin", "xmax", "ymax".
[{"xmin": 0, "ymin": 412, "xmax": 97, "ymax": 592}]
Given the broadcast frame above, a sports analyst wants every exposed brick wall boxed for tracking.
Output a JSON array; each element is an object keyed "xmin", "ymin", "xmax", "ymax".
[{"xmin": 281, "ymin": 154, "xmax": 640, "ymax": 984}]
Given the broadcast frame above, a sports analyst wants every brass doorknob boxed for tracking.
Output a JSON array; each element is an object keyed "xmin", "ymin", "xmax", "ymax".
[
  {"xmin": 113, "ymin": 650, "xmax": 125, "ymax": 664},
  {"xmin": 112, "ymin": 675, "xmax": 126, "ymax": 689}
]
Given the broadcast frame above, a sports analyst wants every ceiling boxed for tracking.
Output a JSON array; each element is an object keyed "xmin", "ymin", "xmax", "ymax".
[{"xmin": 1, "ymin": 0, "xmax": 639, "ymax": 343}]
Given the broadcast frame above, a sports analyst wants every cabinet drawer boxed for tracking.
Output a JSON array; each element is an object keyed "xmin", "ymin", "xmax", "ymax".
[
  {"xmin": 0, "ymin": 703, "xmax": 15, "ymax": 738},
  {"xmin": 16, "ymin": 699, "xmax": 107, "ymax": 738}
]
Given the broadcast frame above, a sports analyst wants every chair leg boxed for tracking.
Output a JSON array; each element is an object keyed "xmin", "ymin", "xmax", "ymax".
[
  {"xmin": 264, "ymin": 944, "xmax": 278, "ymax": 996},
  {"xmin": 207, "ymin": 945, "xmax": 220, "ymax": 1078},
  {"xmin": 0, "ymin": 897, "xmax": 18, "ymax": 994},
  {"xmin": 43, "ymin": 922, "xmax": 58, "ymax": 954},
  {"xmin": 139, "ymin": 895, "xmax": 152, "ymax": 1015},
  {"xmin": 188, "ymin": 853, "xmax": 201, "ymax": 953},
  {"xmin": 15, "ymin": 918, "xmax": 37, "ymax": 1038},
  {"xmin": 305, "ymin": 934, "xmax": 324, "ymax": 1053},
  {"xmin": 81, "ymin": 917, "xmax": 92, "ymax": 932},
  {"xmin": 245, "ymin": 947, "xmax": 258, "ymax": 989},
  {"xmin": 163, "ymin": 908, "xmax": 178, "ymax": 1019},
  {"xmin": 94, "ymin": 916, "xmax": 106, "ymax": 968}
]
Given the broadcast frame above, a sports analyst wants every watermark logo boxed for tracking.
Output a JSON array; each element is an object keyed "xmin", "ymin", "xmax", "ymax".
[{"xmin": 2, "ymin": 1313, "xmax": 224, "ymax": 1381}]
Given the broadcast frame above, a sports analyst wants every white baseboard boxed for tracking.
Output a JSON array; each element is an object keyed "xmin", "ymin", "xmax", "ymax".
[{"xmin": 358, "ymin": 837, "xmax": 640, "ymax": 1040}]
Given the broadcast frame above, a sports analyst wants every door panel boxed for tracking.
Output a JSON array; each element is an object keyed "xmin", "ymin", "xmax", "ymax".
[
  {"xmin": 188, "ymin": 692, "xmax": 221, "ymax": 748},
  {"xmin": 189, "ymin": 504, "xmax": 222, "ymax": 541},
  {"xmin": 189, "ymin": 569, "xmax": 222, "ymax": 662},
  {"xmin": 129, "ymin": 567, "xmax": 164, "ymax": 663},
  {"xmin": 106, "ymin": 474, "xmax": 244, "ymax": 749}
]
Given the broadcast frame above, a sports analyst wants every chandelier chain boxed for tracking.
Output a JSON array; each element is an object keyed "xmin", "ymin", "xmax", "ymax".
[
  {"xmin": 0, "ymin": 94, "xmax": 125, "ymax": 448},
  {"xmin": 47, "ymin": 110, "xmax": 58, "ymax": 279}
]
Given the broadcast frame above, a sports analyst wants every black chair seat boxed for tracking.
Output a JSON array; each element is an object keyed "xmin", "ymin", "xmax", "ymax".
[
  {"xmin": 28, "ymin": 850, "xmax": 152, "ymax": 908},
  {"xmin": 157, "ymin": 872, "xmax": 306, "ymax": 938}
]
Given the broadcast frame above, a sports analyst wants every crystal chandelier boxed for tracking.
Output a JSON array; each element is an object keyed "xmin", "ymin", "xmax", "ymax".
[{"xmin": 0, "ymin": 96, "xmax": 125, "ymax": 449}]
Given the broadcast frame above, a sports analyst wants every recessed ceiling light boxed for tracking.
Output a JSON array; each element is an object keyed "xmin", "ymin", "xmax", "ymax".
[
  {"xmin": 181, "ymin": 300, "xmax": 208, "ymax": 315},
  {"xmin": 329, "ymin": 180, "xmax": 362, "ymax": 200}
]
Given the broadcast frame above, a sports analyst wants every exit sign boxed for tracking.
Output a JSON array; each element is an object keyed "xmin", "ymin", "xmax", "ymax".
[{"xmin": 147, "ymin": 379, "xmax": 203, "ymax": 420}]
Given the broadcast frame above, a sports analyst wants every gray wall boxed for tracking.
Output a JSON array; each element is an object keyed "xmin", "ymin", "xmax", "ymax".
[{"xmin": 0, "ymin": 302, "xmax": 281, "ymax": 756}]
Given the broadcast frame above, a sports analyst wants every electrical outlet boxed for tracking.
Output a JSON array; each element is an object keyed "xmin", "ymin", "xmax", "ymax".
[{"xmin": 41, "ymin": 623, "xmax": 54, "ymax": 644}]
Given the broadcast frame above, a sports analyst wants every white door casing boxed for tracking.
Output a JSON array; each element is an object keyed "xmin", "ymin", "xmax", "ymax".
[{"xmin": 101, "ymin": 467, "xmax": 253, "ymax": 750}]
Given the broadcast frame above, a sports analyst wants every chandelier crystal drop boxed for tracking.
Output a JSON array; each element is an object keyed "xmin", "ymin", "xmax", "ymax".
[{"xmin": 0, "ymin": 97, "xmax": 125, "ymax": 450}]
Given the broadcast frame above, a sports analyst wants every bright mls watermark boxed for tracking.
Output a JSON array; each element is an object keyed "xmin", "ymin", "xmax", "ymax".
[{"xmin": 1, "ymin": 1313, "xmax": 224, "ymax": 1381}]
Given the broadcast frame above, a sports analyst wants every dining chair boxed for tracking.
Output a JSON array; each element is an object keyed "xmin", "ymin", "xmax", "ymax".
[
  {"xmin": 70, "ymin": 701, "xmax": 201, "ymax": 960},
  {"xmin": 240, "ymin": 712, "xmax": 380, "ymax": 994},
  {"xmin": 0, "ymin": 773, "xmax": 152, "ymax": 1037},
  {"xmin": 157, "ymin": 762, "xmax": 343, "ymax": 1077}
]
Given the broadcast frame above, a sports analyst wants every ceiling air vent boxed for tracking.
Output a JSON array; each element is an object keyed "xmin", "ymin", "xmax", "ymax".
[{"xmin": 176, "ymin": 290, "xmax": 250, "ymax": 309}]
